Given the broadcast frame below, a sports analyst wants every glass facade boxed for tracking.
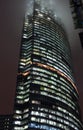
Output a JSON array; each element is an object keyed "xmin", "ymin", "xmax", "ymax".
[{"xmin": 13, "ymin": 1, "xmax": 83, "ymax": 130}]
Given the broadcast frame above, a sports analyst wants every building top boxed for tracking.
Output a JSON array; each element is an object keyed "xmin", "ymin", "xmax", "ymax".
[{"xmin": 26, "ymin": 0, "xmax": 66, "ymax": 36}]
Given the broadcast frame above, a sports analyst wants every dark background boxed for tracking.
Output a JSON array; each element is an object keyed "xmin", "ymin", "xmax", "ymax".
[{"xmin": 0, "ymin": 0, "xmax": 83, "ymax": 120}]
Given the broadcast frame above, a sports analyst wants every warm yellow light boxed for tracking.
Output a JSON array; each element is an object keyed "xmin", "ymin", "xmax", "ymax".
[
  {"xmin": 23, "ymin": 71, "xmax": 30, "ymax": 76},
  {"xmin": 18, "ymin": 71, "xmax": 30, "ymax": 76}
]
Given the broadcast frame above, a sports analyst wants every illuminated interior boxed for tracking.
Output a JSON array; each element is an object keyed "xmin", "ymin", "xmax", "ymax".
[{"xmin": 13, "ymin": 1, "xmax": 83, "ymax": 130}]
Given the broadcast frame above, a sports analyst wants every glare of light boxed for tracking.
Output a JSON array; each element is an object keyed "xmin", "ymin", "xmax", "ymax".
[
  {"xmin": 38, "ymin": 13, "xmax": 43, "ymax": 17},
  {"xmin": 47, "ymin": 17, "xmax": 51, "ymax": 20}
]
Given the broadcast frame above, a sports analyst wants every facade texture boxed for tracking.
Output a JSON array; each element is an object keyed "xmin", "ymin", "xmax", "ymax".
[{"xmin": 13, "ymin": 1, "xmax": 83, "ymax": 130}]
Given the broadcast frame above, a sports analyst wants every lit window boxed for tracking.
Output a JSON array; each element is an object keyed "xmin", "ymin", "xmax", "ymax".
[
  {"xmin": 14, "ymin": 115, "xmax": 22, "ymax": 119},
  {"xmin": 23, "ymin": 34, "xmax": 27, "ymax": 38},
  {"xmin": 24, "ymin": 98, "xmax": 29, "ymax": 102},
  {"xmin": 38, "ymin": 13, "xmax": 43, "ymax": 17},
  {"xmin": 24, "ymin": 108, "xmax": 29, "ymax": 113},
  {"xmin": 31, "ymin": 117, "xmax": 36, "ymax": 121},
  {"xmin": 24, "ymin": 125, "xmax": 28, "ymax": 129},
  {"xmin": 47, "ymin": 17, "xmax": 51, "ymax": 20},
  {"xmin": 14, "ymin": 121, "xmax": 21, "ymax": 125},
  {"xmin": 15, "ymin": 110, "xmax": 22, "ymax": 114},
  {"xmin": 23, "ymin": 113, "xmax": 29, "ymax": 118}
]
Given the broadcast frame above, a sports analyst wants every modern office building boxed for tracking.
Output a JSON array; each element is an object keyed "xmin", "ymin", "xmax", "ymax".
[
  {"xmin": 13, "ymin": 0, "xmax": 83, "ymax": 130},
  {"xmin": 0, "ymin": 115, "xmax": 13, "ymax": 130}
]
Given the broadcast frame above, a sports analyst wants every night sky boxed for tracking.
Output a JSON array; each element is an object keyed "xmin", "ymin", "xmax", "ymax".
[{"xmin": 0, "ymin": 0, "xmax": 83, "ymax": 121}]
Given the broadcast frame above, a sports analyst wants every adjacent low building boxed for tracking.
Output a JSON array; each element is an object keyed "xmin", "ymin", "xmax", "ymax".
[{"xmin": 0, "ymin": 115, "xmax": 13, "ymax": 130}]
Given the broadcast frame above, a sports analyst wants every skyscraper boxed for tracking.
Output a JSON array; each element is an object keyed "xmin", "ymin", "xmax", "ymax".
[{"xmin": 13, "ymin": 0, "xmax": 83, "ymax": 130}]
